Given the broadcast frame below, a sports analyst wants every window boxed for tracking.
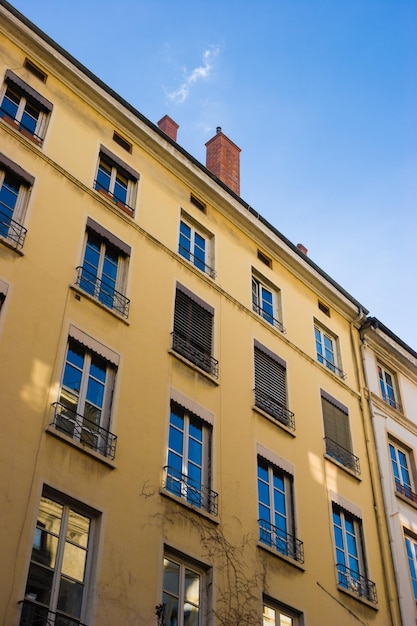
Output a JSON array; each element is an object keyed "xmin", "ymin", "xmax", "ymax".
[
  {"xmin": 257, "ymin": 456, "xmax": 303, "ymax": 563},
  {"xmin": 332, "ymin": 503, "xmax": 376, "ymax": 602},
  {"xmin": 19, "ymin": 490, "xmax": 96, "ymax": 626},
  {"xmin": 162, "ymin": 552, "xmax": 207, "ymax": 626},
  {"xmin": 252, "ymin": 274, "xmax": 284, "ymax": 332},
  {"xmin": 94, "ymin": 145, "xmax": 139, "ymax": 214},
  {"xmin": 0, "ymin": 152, "xmax": 33, "ymax": 249},
  {"xmin": 163, "ymin": 401, "xmax": 217, "ymax": 515},
  {"xmin": 178, "ymin": 217, "xmax": 214, "ymax": 278},
  {"xmin": 378, "ymin": 363, "xmax": 401, "ymax": 411},
  {"xmin": 321, "ymin": 391, "xmax": 359, "ymax": 474},
  {"xmin": 405, "ymin": 533, "xmax": 417, "ymax": 605},
  {"xmin": 51, "ymin": 328, "xmax": 118, "ymax": 459},
  {"xmin": 76, "ymin": 218, "xmax": 130, "ymax": 318},
  {"xmin": 263, "ymin": 599, "xmax": 302, "ymax": 626},
  {"xmin": 172, "ymin": 284, "xmax": 218, "ymax": 377},
  {"xmin": 0, "ymin": 70, "xmax": 52, "ymax": 143},
  {"xmin": 389, "ymin": 441, "xmax": 417, "ymax": 502},
  {"xmin": 314, "ymin": 324, "xmax": 345, "ymax": 378},
  {"xmin": 254, "ymin": 342, "xmax": 294, "ymax": 430}
]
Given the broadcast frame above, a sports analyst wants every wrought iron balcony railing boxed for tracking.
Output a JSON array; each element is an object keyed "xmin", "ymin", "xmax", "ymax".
[
  {"xmin": 336, "ymin": 563, "xmax": 377, "ymax": 603},
  {"xmin": 0, "ymin": 208, "xmax": 27, "ymax": 249},
  {"xmin": 254, "ymin": 388, "xmax": 295, "ymax": 430},
  {"xmin": 178, "ymin": 244, "xmax": 216, "ymax": 279},
  {"xmin": 259, "ymin": 518, "xmax": 304, "ymax": 563},
  {"xmin": 51, "ymin": 402, "xmax": 117, "ymax": 460},
  {"xmin": 395, "ymin": 481, "xmax": 417, "ymax": 504},
  {"xmin": 171, "ymin": 332, "xmax": 219, "ymax": 378},
  {"xmin": 317, "ymin": 354, "xmax": 346, "ymax": 379},
  {"xmin": 252, "ymin": 303, "xmax": 285, "ymax": 333},
  {"xmin": 382, "ymin": 393, "xmax": 402, "ymax": 412},
  {"xmin": 162, "ymin": 465, "xmax": 218, "ymax": 515},
  {"xmin": 75, "ymin": 266, "xmax": 130, "ymax": 318},
  {"xmin": 0, "ymin": 106, "xmax": 44, "ymax": 143},
  {"xmin": 18, "ymin": 598, "xmax": 88, "ymax": 626},
  {"xmin": 325, "ymin": 437, "xmax": 360, "ymax": 475},
  {"xmin": 94, "ymin": 179, "xmax": 135, "ymax": 214}
]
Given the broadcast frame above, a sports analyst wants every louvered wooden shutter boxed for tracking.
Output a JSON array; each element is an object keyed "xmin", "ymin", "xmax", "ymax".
[
  {"xmin": 174, "ymin": 289, "xmax": 212, "ymax": 356},
  {"xmin": 322, "ymin": 396, "xmax": 352, "ymax": 451},
  {"xmin": 254, "ymin": 346, "xmax": 286, "ymax": 406}
]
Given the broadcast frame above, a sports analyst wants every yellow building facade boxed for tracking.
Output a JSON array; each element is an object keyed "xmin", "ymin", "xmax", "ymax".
[{"xmin": 0, "ymin": 2, "xmax": 402, "ymax": 625}]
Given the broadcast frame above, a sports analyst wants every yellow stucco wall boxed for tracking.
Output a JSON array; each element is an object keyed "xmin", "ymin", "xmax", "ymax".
[{"xmin": 0, "ymin": 7, "xmax": 401, "ymax": 626}]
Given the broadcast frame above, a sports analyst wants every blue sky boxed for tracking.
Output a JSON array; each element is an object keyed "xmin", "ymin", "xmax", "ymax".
[{"xmin": 10, "ymin": 0, "xmax": 417, "ymax": 349}]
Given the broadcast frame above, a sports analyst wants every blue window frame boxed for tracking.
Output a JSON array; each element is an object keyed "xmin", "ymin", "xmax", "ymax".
[
  {"xmin": 405, "ymin": 535, "xmax": 417, "ymax": 604},
  {"xmin": 77, "ymin": 225, "xmax": 130, "ymax": 318},
  {"xmin": 178, "ymin": 219, "xmax": 213, "ymax": 277},
  {"xmin": 331, "ymin": 503, "xmax": 376, "ymax": 602},
  {"xmin": 315, "ymin": 326, "xmax": 336, "ymax": 370},
  {"xmin": 0, "ymin": 171, "xmax": 19, "ymax": 239},
  {"xmin": 96, "ymin": 157, "xmax": 128, "ymax": 205},
  {"xmin": 378, "ymin": 364, "xmax": 401, "ymax": 410},
  {"xmin": 252, "ymin": 277, "xmax": 274, "ymax": 324},
  {"xmin": 257, "ymin": 457, "xmax": 303, "ymax": 562},
  {"xmin": 165, "ymin": 403, "xmax": 212, "ymax": 511},
  {"xmin": 389, "ymin": 442, "xmax": 414, "ymax": 498},
  {"xmin": 57, "ymin": 338, "xmax": 115, "ymax": 451}
]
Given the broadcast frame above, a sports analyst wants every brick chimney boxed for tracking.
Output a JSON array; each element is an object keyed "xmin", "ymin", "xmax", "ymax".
[
  {"xmin": 297, "ymin": 243, "xmax": 308, "ymax": 255},
  {"xmin": 205, "ymin": 127, "xmax": 241, "ymax": 195},
  {"xmin": 157, "ymin": 115, "xmax": 179, "ymax": 142}
]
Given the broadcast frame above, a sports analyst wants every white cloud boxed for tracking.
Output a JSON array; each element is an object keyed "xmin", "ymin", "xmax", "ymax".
[{"xmin": 167, "ymin": 46, "xmax": 219, "ymax": 104}]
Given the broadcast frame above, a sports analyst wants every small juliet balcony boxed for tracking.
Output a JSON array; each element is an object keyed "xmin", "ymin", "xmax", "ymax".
[
  {"xmin": 178, "ymin": 244, "xmax": 216, "ymax": 279},
  {"xmin": 259, "ymin": 518, "xmax": 304, "ymax": 564},
  {"xmin": 50, "ymin": 402, "xmax": 117, "ymax": 460},
  {"xmin": 75, "ymin": 266, "xmax": 130, "ymax": 318},
  {"xmin": 382, "ymin": 393, "xmax": 402, "ymax": 412},
  {"xmin": 325, "ymin": 437, "xmax": 360, "ymax": 475},
  {"xmin": 254, "ymin": 388, "xmax": 295, "ymax": 431},
  {"xmin": 0, "ymin": 209, "xmax": 27, "ymax": 249},
  {"xmin": 317, "ymin": 354, "xmax": 346, "ymax": 379},
  {"xmin": 336, "ymin": 563, "xmax": 377, "ymax": 603},
  {"xmin": 252, "ymin": 303, "xmax": 286, "ymax": 333},
  {"xmin": 395, "ymin": 481, "xmax": 417, "ymax": 504},
  {"xmin": 19, "ymin": 598, "xmax": 88, "ymax": 626},
  {"xmin": 162, "ymin": 465, "xmax": 218, "ymax": 516},
  {"xmin": 171, "ymin": 331, "xmax": 219, "ymax": 378}
]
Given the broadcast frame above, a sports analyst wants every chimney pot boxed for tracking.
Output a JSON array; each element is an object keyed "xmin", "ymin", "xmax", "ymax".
[
  {"xmin": 297, "ymin": 243, "xmax": 308, "ymax": 255},
  {"xmin": 205, "ymin": 128, "xmax": 241, "ymax": 195},
  {"xmin": 157, "ymin": 115, "xmax": 179, "ymax": 142}
]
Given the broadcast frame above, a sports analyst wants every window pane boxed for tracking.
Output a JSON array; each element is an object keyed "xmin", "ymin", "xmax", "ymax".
[
  {"xmin": 62, "ymin": 543, "xmax": 87, "ymax": 582},
  {"xmin": 114, "ymin": 172, "xmax": 128, "ymax": 204},
  {"xmin": 57, "ymin": 576, "xmax": 84, "ymax": 618},
  {"xmin": 163, "ymin": 558, "xmax": 179, "ymax": 595},
  {"xmin": 184, "ymin": 568, "xmax": 200, "ymax": 604},
  {"xmin": 163, "ymin": 592, "xmax": 179, "ymax": 626},
  {"xmin": 31, "ymin": 531, "xmax": 58, "ymax": 569},
  {"xmin": 96, "ymin": 160, "xmax": 112, "ymax": 192},
  {"xmin": 66, "ymin": 510, "xmax": 90, "ymax": 548},
  {"xmin": 179, "ymin": 222, "xmax": 191, "ymax": 259},
  {"xmin": 1, "ymin": 86, "xmax": 19, "ymax": 119},
  {"xmin": 25, "ymin": 562, "xmax": 54, "ymax": 606}
]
